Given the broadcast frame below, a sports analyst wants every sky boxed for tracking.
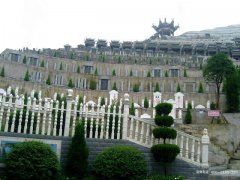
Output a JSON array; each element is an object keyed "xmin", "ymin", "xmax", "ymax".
[{"xmin": 0, "ymin": 0, "xmax": 240, "ymax": 52}]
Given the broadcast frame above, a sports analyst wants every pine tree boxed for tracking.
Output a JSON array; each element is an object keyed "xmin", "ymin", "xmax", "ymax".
[
  {"xmin": 165, "ymin": 70, "xmax": 168, "ymax": 77},
  {"xmin": 144, "ymin": 97, "xmax": 149, "ymax": 108},
  {"xmin": 65, "ymin": 122, "xmax": 89, "ymax": 179},
  {"xmin": 77, "ymin": 65, "xmax": 80, "ymax": 73},
  {"xmin": 68, "ymin": 79, "xmax": 74, "ymax": 88},
  {"xmin": 130, "ymin": 69, "xmax": 133, "ymax": 76},
  {"xmin": 177, "ymin": 83, "xmax": 181, "ymax": 92},
  {"xmin": 46, "ymin": 74, "xmax": 51, "ymax": 85},
  {"xmin": 155, "ymin": 82, "xmax": 160, "ymax": 92},
  {"xmin": 198, "ymin": 82, "xmax": 204, "ymax": 93},
  {"xmin": 94, "ymin": 68, "xmax": 98, "ymax": 75},
  {"xmin": 89, "ymin": 78, "xmax": 96, "ymax": 90},
  {"xmin": 112, "ymin": 82, "xmax": 117, "ymax": 91},
  {"xmin": 185, "ymin": 108, "xmax": 192, "ymax": 124},
  {"xmin": 59, "ymin": 62, "xmax": 63, "ymax": 70},
  {"xmin": 23, "ymin": 55, "xmax": 27, "ymax": 64},
  {"xmin": 40, "ymin": 60, "xmax": 44, "ymax": 67},
  {"xmin": 184, "ymin": 68, "xmax": 187, "ymax": 77},
  {"xmin": 112, "ymin": 69, "xmax": 116, "ymax": 76},
  {"xmin": 129, "ymin": 102, "xmax": 135, "ymax": 116},
  {"xmin": 24, "ymin": 70, "xmax": 30, "ymax": 81},
  {"xmin": 0, "ymin": 67, "xmax": 5, "ymax": 77},
  {"xmin": 147, "ymin": 70, "xmax": 151, "ymax": 77}
]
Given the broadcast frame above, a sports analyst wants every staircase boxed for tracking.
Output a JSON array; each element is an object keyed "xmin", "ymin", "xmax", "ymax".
[{"xmin": 228, "ymin": 144, "xmax": 240, "ymax": 170}]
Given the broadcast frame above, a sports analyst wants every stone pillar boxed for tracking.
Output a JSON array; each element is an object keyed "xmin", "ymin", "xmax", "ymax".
[
  {"xmin": 64, "ymin": 89, "xmax": 73, "ymax": 136},
  {"xmin": 201, "ymin": 128, "xmax": 210, "ymax": 167},
  {"xmin": 123, "ymin": 93, "xmax": 130, "ymax": 139}
]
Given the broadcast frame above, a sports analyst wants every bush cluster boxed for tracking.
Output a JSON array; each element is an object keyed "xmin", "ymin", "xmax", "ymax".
[{"xmin": 92, "ymin": 145, "xmax": 147, "ymax": 180}]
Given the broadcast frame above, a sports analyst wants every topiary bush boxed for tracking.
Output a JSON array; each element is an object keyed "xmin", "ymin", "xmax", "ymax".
[
  {"xmin": 92, "ymin": 145, "xmax": 147, "ymax": 180},
  {"xmin": 184, "ymin": 108, "xmax": 192, "ymax": 124},
  {"xmin": 5, "ymin": 141, "xmax": 60, "ymax": 180},
  {"xmin": 151, "ymin": 103, "xmax": 180, "ymax": 176}
]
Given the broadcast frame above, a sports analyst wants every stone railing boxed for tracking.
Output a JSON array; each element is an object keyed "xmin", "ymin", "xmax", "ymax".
[{"xmin": 0, "ymin": 89, "xmax": 209, "ymax": 167}]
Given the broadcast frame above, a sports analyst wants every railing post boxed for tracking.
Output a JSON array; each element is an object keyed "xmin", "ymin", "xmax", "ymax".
[
  {"xmin": 122, "ymin": 93, "xmax": 130, "ymax": 139},
  {"xmin": 201, "ymin": 128, "xmax": 210, "ymax": 167},
  {"xmin": 64, "ymin": 89, "xmax": 73, "ymax": 137}
]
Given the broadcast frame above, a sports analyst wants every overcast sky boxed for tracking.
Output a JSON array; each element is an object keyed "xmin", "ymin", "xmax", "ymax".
[{"xmin": 0, "ymin": 0, "xmax": 239, "ymax": 52}]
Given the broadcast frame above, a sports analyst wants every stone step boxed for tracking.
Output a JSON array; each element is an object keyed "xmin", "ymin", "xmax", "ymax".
[
  {"xmin": 227, "ymin": 163, "xmax": 240, "ymax": 170},
  {"xmin": 229, "ymin": 159, "xmax": 240, "ymax": 165},
  {"xmin": 209, "ymin": 164, "xmax": 228, "ymax": 172}
]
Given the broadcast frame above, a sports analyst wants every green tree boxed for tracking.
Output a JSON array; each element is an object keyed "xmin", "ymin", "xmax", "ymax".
[
  {"xmin": 77, "ymin": 65, "xmax": 80, "ymax": 73},
  {"xmin": 130, "ymin": 69, "xmax": 133, "ymax": 76},
  {"xmin": 144, "ymin": 97, "xmax": 149, "ymax": 108},
  {"xmin": 89, "ymin": 78, "xmax": 97, "ymax": 90},
  {"xmin": 183, "ymin": 68, "xmax": 187, "ymax": 77},
  {"xmin": 185, "ymin": 108, "xmax": 192, "ymax": 124},
  {"xmin": 46, "ymin": 74, "xmax": 51, "ymax": 85},
  {"xmin": 68, "ymin": 79, "xmax": 74, "ymax": 88},
  {"xmin": 0, "ymin": 66, "xmax": 5, "ymax": 77},
  {"xmin": 59, "ymin": 62, "xmax": 63, "ymax": 70},
  {"xmin": 177, "ymin": 83, "xmax": 181, "ymax": 92},
  {"xmin": 112, "ymin": 69, "xmax": 116, "ymax": 76},
  {"xmin": 100, "ymin": 97, "xmax": 105, "ymax": 106},
  {"xmin": 225, "ymin": 69, "xmax": 239, "ymax": 112},
  {"xmin": 129, "ymin": 102, "xmax": 135, "ymax": 116},
  {"xmin": 40, "ymin": 60, "xmax": 45, "ymax": 67},
  {"xmin": 94, "ymin": 68, "xmax": 98, "ymax": 75},
  {"xmin": 164, "ymin": 70, "xmax": 168, "ymax": 77},
  {"xmin": 203, "ymin": 53, "xmax": 235, "ymax": 108},
  {"xmin": 147, "ymin": 70, "xmax": 151, "ymax": 77},
  {"xmin": 200, "ymin": 63, "xmax": 203, "ymax": 70},
  {"xmin": 23, "ymin": 55, "xmax": 27, "ymax": 64},
  {"xmin": 24, "ymin": 70, "xmax": 30, "ymax": 81},
  {"xmin": 133, "ymin": 83, "xmax": 139, "ymax": 92},
  {"xmin": 151, "ymin": 103, "xmax": 180, "ymax": 176},
  {"xmin": 198, "ymin": 82, "xmax": 204, "ymax": 93},
  {"xmin": 65, "ymin": 122, "xmax": 89, "ymax": 179},
  {"xmin": 112, "ymin": 82, "xmax": 117, "ymax": 91},
  {"xmin": 155, "ymin": 82, "xmax": 160, "ymax": 92}
]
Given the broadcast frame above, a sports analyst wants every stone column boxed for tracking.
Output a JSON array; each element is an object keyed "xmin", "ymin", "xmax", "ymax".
[
  {"xmin": 64, "ymin": 89, "xmax": 73, "ymax": 137},
  {"xmin": 122, "ymin": 93, "xmax": 130, "ymax": 139},
  {"xmin": 201, "ymin": 128, "xmax": 210, "ymax": 167}
]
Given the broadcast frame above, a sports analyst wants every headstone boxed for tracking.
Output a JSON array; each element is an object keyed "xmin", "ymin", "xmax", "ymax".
[
  {"xmin": 207, "ymin": 100, "xmax": 210, "ymax": 109},
  {"xmin": 31, "ymin": 90, "xmax": 35, "ymax": 98},
  {"xmin": 174, "ymin": 92, "xmax": 184, "ymax": 108},
  {"xmin": 7, "ymin": 86, "xmax": 11, "ymax": 95},
  {"xmin": 109, "ymin": 90, "xmax": 118, "ymax": 105},
  {"xmin": 153, "ymin": 92, "xmax": 162, "ymax": 107}
]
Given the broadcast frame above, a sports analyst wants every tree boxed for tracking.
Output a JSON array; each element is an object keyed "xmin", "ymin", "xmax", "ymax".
[
  {"xmin": 183, "ymin": 68, "xmax": 187, "ymax": 77},
  {"xmin": 130, "ymin": 69, "xmax": 133, "ymax": 76},
  {"xmin": 198, "ymin": 82, "xmax": 204, "ymax": 93},
  {"xmin": 24, "ymin": 70, "xmax": 30, "ymax": 81},
  {"xmin": 144, "ymin": 97, "xmax": 149, "ymax": 108},
  {"xmin": 0, "ymin": 66, "xmax": 5, "ymax": 77},
  {"xmin": 77, "ymin": 65, "xmax": 80, "ymax": 73},
  {"xmin": 155, "ymin": 82, "xmax": 160, "ymax": 92},
  {"xmin": 65, "ymin": 122, "xmax": 89, "ymax": 179},
  {"xmin": 89, "ymin": 78, "xmax": 96, "ymax": 90},
  {"xmin": 112, "ymin": 69, "xmax": 116, "ymax": 76},
  {"xmin": 94, "ymin": 68, "xmax": 98, "ymax": 75},
  {"xmin": 100, "ymin": 97, "xmax": 105, "ymax": 106},
  {"xmin": 133, "ymin": 83, "xmax": 139, "ymax": 92},
  {"xmin": 185, "ymin": 108, "xmax": 192, "ymax": 124},
  {"xmin": 23, "ymin": 55, "xmax": 27, "ymax": 64},
  {"xmin": 129, "ymin": 102, "xmax": 135, "ymax": 116},
  {"xmin": 40, "ymin": 60, "xmax": 45, "ymax": 67},
  {"xmin": 203, "ymin": 53, "xmax": 235, "ymax": 109},
  {"xmin": 164, "ymin": 70, "xmax": 168, "ymax": 77},
  {"xmin": 147, "ymin": 70, "xmax": 151, "ymax": 77},
  {"xmin": 68, "ymin": 79, "xmax": 74, "ymax": 88},
  {"xmin": 46, "ymin": 74, "xmax": 51, "ymax": 85},
  {"xmin": 151, "ymin": 103, "xmax": 180, "ymax": 176},
  {"xmin": 112, "ymin": 82, "xmax": 117, "ymax": 91},
  {"xmin": 59, "ymin": 62, "xmax": 63, "ymax": 70},
  {"xmin": 177, "ymin": 83, "xmax": 181, "ymax": 92},
  {"xmin": 225, "ymin": 69, "xmax": 239, "ymax": 112}
]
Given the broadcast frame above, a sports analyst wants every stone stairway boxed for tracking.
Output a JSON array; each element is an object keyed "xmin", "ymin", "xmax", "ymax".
[{"xmin": 228, "ymin": 143, "xmax": 240, "ymax": 170}]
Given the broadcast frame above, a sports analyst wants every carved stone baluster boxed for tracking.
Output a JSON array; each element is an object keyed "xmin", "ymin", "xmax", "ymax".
[
  {"xmin": 180, "ymin": 135, "xmax": 184, "ymax": 157},
  {"xmin": 89, "ymin": 105, "xmax": 94, "ymax": 138},
  {"xmin": 145, "ymin": 124, "xmax": 150, "ymax": 145},
  {"xmin": 111, "ymin": 105, "xmax": 116, "ymax": 139},
  {"xmin": 191, "ymin": 139, "xmax": 195, "ymax": 161},
  {"xmin": 17, "ymin": 95, "xmax": 24, "ymax": 133},
  {"xmin": 0, "ymin": 94, "xmax": 6, "ymax": 131},
  {"xmin": 106, "ymin": 105, "xmax": 111, "ymax": 139},
  {"xmin": 36, "ymin": 98, "xmax": 42, "ymax": 134},
  {"xmin": 59, "ymin": 101, "xmax": 64, "ymax": 136},
  {"xmin": 129, "ymin": 117, "xmax": 134, "ymax": 139},
  {"xmin": 42, "ymin": 99, "xmax": 48, "ymax": 135},
  {"xmin": 95, "ymin": 104, "xmax": 100, "ymax": 138},
  {"xmin": 29, "ymin": 98, "xmax": 36, "ymax": 134},
  {"xmin": 72, "ymin": 100, "xmax": 78, "ymax": 137},
  {"xmin": 11, "ymin": 95, "xmax": 19, "ymax": 132},
  {"xmin": 117, "ymin": 106, "xmax": 121, "ymax": 139},
  {"xmin": 197, "ymin": 141, "xmax": 201, "ymax": 163},
  {"xmin": 47, "ymin": 100, "xmax": 53, "ymax": 135},
  {"xmin": 24, "ymin": 97, "xmax": 31, "ymax": 134},
  {"xmin": 4, "ymin": 94, "xmax": 13, "ymax": 132},
  {"xmin": 100, "ymin": 105, "xmax": 105, "ymax": 139},
  {"xmin": 185, "ymin": 137, "xmax": 189, "ymax": 159},
  {"xmin": 84, "ymin": 104, "xmax": 88, "ymax": 138},
  {"xmin": 134, "ymin": 119, "xmax": 139, "ymax": 142},
  {"xmin": 53, "ymin": 100, "xmax": 59, "ymax": 136}
]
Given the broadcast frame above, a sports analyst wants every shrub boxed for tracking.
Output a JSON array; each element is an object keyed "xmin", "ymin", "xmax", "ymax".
[
  {"xmin": 133, "ymin": 83, "xmax": 140, "ymax": 92},
  {"xmin": 165, "ymin": 70, "xmax": 168, "ymax": 77},
  {"xmin": 89, "ymin": 78, "xmax": 97, "ymax": 90},
  {"xmin": 147, "ymin": 175, "xmax": 184, "ymax": 180},
  {"xmin": 77, "ymin": 65, "xmax": 80, "ymax": 73},
  {"xmin": 151, "ymin": 144, "xmax": 180, "ymax": 164},
  {"xmin": 153, "ymin": 127, "xmax": 177, "ymax": 142},
  {"xmin": 147, "ymin": 70, "xmax": 151, "ymax": 77},
  {"xmin": 198, "ymin": 82, "xmax": 204, "ymax": 93},
  {"xmin": 112, "ymin": 69, "xmax": 116, "ymax": 76},
  {"xmin": 0, "ymin": 66, "xmax": 5, "ymax": 77},
  {"xmin": 68, "ymin": 79, "xmax": 74, "ymax": 88},
  {"xmin": 129, "ymin": 102, "xmax": 135, "ymax": 116},
  {"xmin": 92, "ymin": 145, "xmax": 147, "ymax": 180},
  {"xmin": 155, "ymin": 82, "xmax": 160, "ymax": 92},
  {"xmin": 65, "ymin": 122, "xmax": 89, "ymax": 179},
  {"xmin": 144, "ymin": 97, "xmax": 149, "ymax": 108},
  {"xmin": 187, "ymin": 102, "xmax": 192, "ymax": 109},
  {"xmin": 210, "ymin": 102, "xmax": 216, "ymax": 110},
  {"xmin": 155, "ymin": 103, "xmax": 172, "ymax": 116},
  {"xmin": 46, "ymin": 74, "xmax": 51, "ymax": 85},
  {"xmin": 183, "ymin": 68, "xmax": 187, "ymax": 77},
  {"xmin": 24, "ymin": 70, "xmax": 30, "ymax": 81},
  {"xmin": 176, "ymin": 83, "xmax": 181, "ymax": 92},
  {"xmin": 154, "ymin": 115, "xmax": 174, "ymax": 127},
  {"xmin": 94, "ymin": 68, "xmax": 98, "ymax": 75},
  {"xmin": 5, "ymin": 141, "xmax": 60, "ymax": 180},
  {"xmin": 185, "ymin": 108, "xmax": 192, "ymax": 124},
  {"xmin": 112, "ymin": 82, "xmax": 117, "ymax": 91}
]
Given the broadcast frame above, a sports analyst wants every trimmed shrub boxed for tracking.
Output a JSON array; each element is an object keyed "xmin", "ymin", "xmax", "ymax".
[
  {"xmin": 155, "ymin": 103, "xmax": 172, "ymax": 116},
  {"xmin": 154, "ymin": 115, "xmax": 174, "ymax": 127},
  {"xmin": 155, "ymin": 82, "xmax": 160, "ymax": 92},
  {"xmin": 153, "ymin": 127, "xmax": 177, "ymax": 142},
  {"xmin": 144, "ymin": 97, "xmax": 149, "ymax": 108},
  {"xmin": 0, "ymin": 66, "xmax": 5, "ymax": 77},
  {"xmin": 5, "ymin": 141, "xmax": 60, "ymax": 180},
  {"xmin": 92, "ymin": 145, "xmax": 147, "ymax": 180},
  {"xmin": 176, "ymin": 83, "xmax": 181, "ymax": 92},
  {"xmin": 147, "ymin": 175, "xmax": 184, "ymax": 180},
  {"xmin": 185, "ymin": 108, "xmax": 192, "ymax": 124},
  {"xmin": 65, "ymin": 122, "xmax": 89, "ymax": 179},
  {"xmin": 151, "ymin": 144, "xmax": 180, "ymax": 164},
  {"xmin": 112, "ymin": 82, "xmax": 117, "ymax": 91},
  {"xmin": 198, "ymin": 82, "xmax": 204, "ymax": 93},
  {"xmin": 24, "ymin": 70, "xmax": 30, "ymax": 81},
  {"xmin": 129, "ymin": 102, "xmax": 135, "ymax": 116}
]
